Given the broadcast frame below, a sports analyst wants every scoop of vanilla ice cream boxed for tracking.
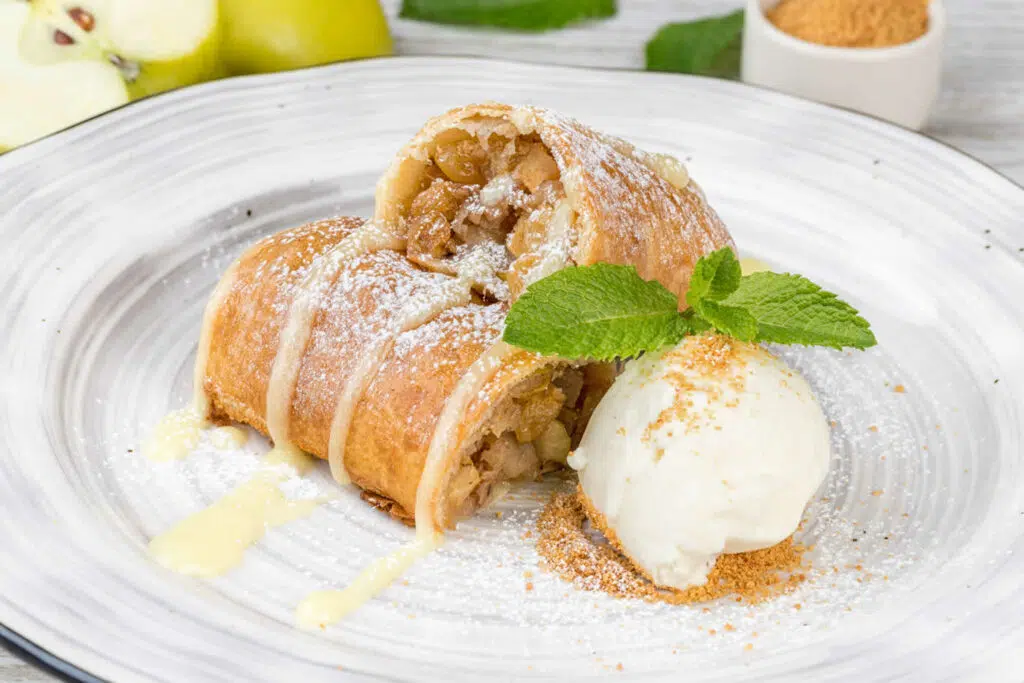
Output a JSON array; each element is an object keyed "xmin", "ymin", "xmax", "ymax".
[{"xmin": 568, "ymin": 334, "xmax": 830, "ymax": 590}]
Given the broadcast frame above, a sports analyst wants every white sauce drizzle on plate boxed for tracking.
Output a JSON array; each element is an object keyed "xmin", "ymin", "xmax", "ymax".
[{"xmin": 149, "ymin": 449, "xmax": 323, "ymax": 577}]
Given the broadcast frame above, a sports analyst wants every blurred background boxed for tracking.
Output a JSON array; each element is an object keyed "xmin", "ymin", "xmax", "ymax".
[{"xmin": 2, "ymin": 0, "xmax": 1021, "ymax": 184}]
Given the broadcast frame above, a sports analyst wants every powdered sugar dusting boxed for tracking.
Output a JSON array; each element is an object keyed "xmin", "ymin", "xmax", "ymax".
[
  {"xmin": 292, "ymin": 249, "xmax": 455, "ymax": 448},
  {"xmin": 390, "ymin": 303, "xmax": 504, "ymax": 368},
  {"xmin": 209, "ymin": 218, "xmax": 360, "ymax": 408},
  {"xmin": 451, "ymin": 242, "xmax": 510, "ymax": 300},
  {"xmin": 377, "ymin": 103, "xmax": 733, "ymax": 307},
  {"xmin": 266, "ymin": 221, "xmax": 401, "ymax": 445},
  {"xmin": 344, "ymin": 329, "xmax": 963, "ymax": 661},
  {"xmin": 526, "ymin": 105, "xmax": 732, "ymax": 295}
]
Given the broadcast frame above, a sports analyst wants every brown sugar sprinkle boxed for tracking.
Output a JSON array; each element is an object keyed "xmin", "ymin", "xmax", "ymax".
[
  {"xmin": 534, "ymin": 491, "xmax": 808, "ymax": 606},
  {"xmin": 767, "ymin": 0, "xmax": 929, "ymax": 48},
  {"xmin": 643, "ymin": 334, "xmax": 749, "ymax": 442}
]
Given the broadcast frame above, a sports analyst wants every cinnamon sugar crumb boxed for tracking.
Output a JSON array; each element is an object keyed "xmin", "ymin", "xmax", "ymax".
[
  {"xmin": 534, "ymin": 491, "xmax": 808, "ymax": 606},
  {"xmin": 869, "ymin": 425, "xmax": 879, "ymax": 432},
  {"xmin": 744, "ymin": 643, "xmax": 754, "ymax": 651},
  {"xmin": 643, "ymin": 334, "xmax": 748, "ymax": 442},
  {"xmin": 894, "ymin": 384, "xmax": 906, "ymax": 393},
  {"xmin": 615, "ymin": 663, "xmax": 624, "ymax": 671},
  {"xmin": 525, "ymin": 582, "xmax": 534, "ymax": 591},
  {"xmin": 871, "ymin": 489, "xmax": 883, "ymax": 497}
]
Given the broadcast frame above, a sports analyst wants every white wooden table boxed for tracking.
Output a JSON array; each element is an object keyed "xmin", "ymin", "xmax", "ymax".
[{"xmin": 2, "ymin": 0, "xmax": 1020, "ymax": 680}]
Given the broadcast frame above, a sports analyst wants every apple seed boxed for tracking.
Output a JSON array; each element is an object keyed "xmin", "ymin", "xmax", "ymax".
[
  {"xmin": 67, "ymin": 7, "xmax": 95, "ymax": 32},
  {"xmin": 53, "ymin": 28, "xmax": 75, "ymax": 46}
]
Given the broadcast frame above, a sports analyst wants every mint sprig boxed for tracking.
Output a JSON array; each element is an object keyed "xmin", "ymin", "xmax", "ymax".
[
  {"xmin": 503, "ymin": 248, "xmax": 876, "ymax": 359},
  {"xmin": 400, "ymin": 0, "xmax": 616, "ymax": 31},
  {"xmin": 684, "ymin": 247, "xmax": 759, "ymax": 341},
  {"xmin": 503, "ymin": 264, "xmax": 690, "ymax": 362}
]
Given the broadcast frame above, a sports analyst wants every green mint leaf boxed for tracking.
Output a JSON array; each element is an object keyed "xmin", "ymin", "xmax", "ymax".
[
  {"xmin": 400, "ymin": 0, "xmax": 616, "ymax": 31},
  {"xmin": 693, "ymin": 300, "xmax": 758, "ymax": 341},
  {"xmin": 680, "ymin": 309, "xmax": 712, "ymax": 335},
  {"xmin": 685, "ymin": 246, "xmax": 742, "ymax": 308},
  {"xmin": 723, "ymin": 272, "xmax": 878, "ymax": 350},
  {"xmin": 685, "ymin": 247, "xmax": 747, "ymax": 338},
  {"xmin": 645, "ymin": 10, "xmax": 745, "ymax": 79},
  {"xmin": 503, "ymin": 264, "xmax": 687, "ymax": 361}
]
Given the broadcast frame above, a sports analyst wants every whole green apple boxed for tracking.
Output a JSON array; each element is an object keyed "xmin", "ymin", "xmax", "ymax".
[{"xmin": 219, "ymin": 0, "xmax": 393, "ymax": 75}]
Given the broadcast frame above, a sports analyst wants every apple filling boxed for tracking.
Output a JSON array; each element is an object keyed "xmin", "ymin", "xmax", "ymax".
[
  {"xmin": 404, "ymin": 130, "xmax": 573, "ymax": 300},
  {"xmin": 445, "ymin": 363, "xmax": 617, "ymax": 521}
]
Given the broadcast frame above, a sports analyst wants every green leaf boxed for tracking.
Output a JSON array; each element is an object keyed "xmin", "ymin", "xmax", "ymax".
[
  {"xmin": 503, "ymin": 263, "xmax": 688, "ymax": 361},
  {"xmin": 685, "ymin": 246, "xmax": 742, "ymax": 308},
  {"xmin": 400, "ymin": 0, "xmax": 616, "ymax": 31},
  {"xmin": 679, "ymin": 309, "xmax": 712, "ymax": 335},
  {"xmin": 645, "ymin": 10, "xmax": 745, "ymax": 79},
  {"xmin": 694, "ymin": 300, "xmax": 758, "ymax": 341},
  {"xmin": 723, "ymin": 272, "xmax": 878, "ymax": 350}
]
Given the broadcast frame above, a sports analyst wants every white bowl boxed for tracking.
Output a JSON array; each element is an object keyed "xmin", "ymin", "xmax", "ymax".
[{"xmin": 741, "ymin": 0, "xmax": 945, "ymax": 129}]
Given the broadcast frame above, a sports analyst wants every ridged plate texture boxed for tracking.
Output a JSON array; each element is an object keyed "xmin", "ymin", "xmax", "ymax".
[{"xmin": 1, "ymin": 57, "xmax": 1022, "ymax": 682}]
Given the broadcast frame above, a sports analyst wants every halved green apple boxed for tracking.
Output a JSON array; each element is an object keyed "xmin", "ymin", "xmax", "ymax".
[
  {"xmin": 0, "ymin": 1, "xmax": 129, "ymax": 151},
  {"xmin": 17, "ymin": 0, "xmax": 220, "ymax": 99}
]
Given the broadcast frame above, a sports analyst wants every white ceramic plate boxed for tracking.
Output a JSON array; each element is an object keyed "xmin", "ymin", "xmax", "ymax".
[{"xmin": 1, "ymin": 57, "xmax": 1023, "ymax": 682}]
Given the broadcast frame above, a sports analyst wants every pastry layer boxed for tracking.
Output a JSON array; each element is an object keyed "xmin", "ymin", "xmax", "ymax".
[{"xmin": 375, "ymin": 103, "xmax": 735, "ymax": 305}]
